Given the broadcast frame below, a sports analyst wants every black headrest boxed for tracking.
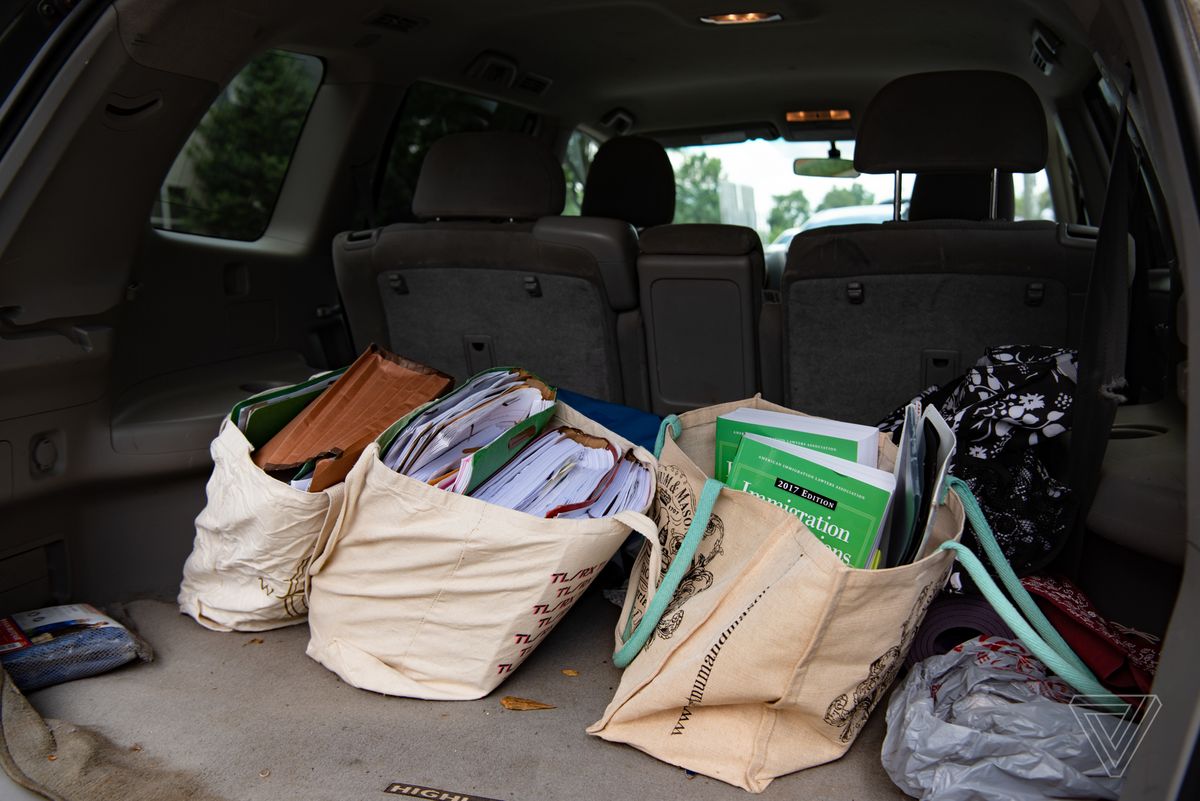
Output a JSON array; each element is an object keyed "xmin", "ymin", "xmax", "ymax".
[
  {"xmin": 855, "ymin": 71, "xmax": 1047, "ymax": 174},
  {"xmin": 581, "ymin": 136, "xmax": 675, "ymax": 228},
  {"xmin": 412, "ymin": 132, "xmax": 565, "ymax": 220},
  {"xmin": 908, "ymin": 172, "xmax": 1016, "ymax": 221}
]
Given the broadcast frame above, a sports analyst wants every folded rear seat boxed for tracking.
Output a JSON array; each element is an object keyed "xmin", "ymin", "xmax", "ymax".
[
  {"xmin": 579, "ymin": 135, "xmax": 766, "ymax": 414},
  {"xmin": 333, "ymin": 132, "xmax": 646, "ymax": 405},
  {"xmin": 768, "ymin": 70, "xmax": 1097, "ymax": 423},
  {"xmin": 638, "ymin": 224, "xmax": 764, "ymax": 414}
]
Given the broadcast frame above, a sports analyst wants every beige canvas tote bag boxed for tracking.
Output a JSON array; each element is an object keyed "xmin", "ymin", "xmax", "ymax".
[
  {"xmin": 179, "ymin": 420, "xmax": 345, "ymax": 632},
  {"xmin": 305, "ymin": 402, "xmax": 658, "ymax": 701},
  {"xmin": 588, "ymin": 397, "xmax": 965, "ymax": 792}
]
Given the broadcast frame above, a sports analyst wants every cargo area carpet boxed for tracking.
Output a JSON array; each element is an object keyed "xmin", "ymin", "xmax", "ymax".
[{"xmin": 19, "ymin": 594, "xmax": 910, "ymax": 800}]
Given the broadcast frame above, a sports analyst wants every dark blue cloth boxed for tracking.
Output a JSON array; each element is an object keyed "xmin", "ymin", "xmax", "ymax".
[{"xmin": 557, "ymin": 389, "xmax": 661, "ymax": 452}]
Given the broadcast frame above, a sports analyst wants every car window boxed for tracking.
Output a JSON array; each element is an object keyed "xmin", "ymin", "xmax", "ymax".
[
  {"xmin": 1013, "ymin": 170, "xmax": 1055, "ymax": 221},
  {"xmin": 375, "ymin": 82, "xmax": 537, "ymax": 223},
  {"xmin": 668, "ymin": 140, "xmax": 1056, "ymax": 242},
  {"xmin": 667, "ymin": 140, "xmax": 893, "ymax": 245},
  {"xmin": 150, "ymin": 50, "xmax": 323, "ymax": 240},
  {"xmin": 562, "ymin": 129, "xmax": 600, "ymax": 215}
]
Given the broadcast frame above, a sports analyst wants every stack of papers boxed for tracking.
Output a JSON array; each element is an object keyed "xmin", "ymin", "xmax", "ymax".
[
  {"xmin": 471, "ymin": 427, "xmax": 650, "ymax": 519},
  {"xmin": 381, "ymin": 369, "xmax": 557, "ymax": 493},
  {"xmin": 558, "ymin": 453, "xmax": 654, "ymax": 520}
]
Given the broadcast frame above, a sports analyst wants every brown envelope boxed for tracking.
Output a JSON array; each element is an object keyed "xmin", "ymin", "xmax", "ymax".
[{"xmin": 253, "ymin": 345, "xmax": 452, "ymax": 491}]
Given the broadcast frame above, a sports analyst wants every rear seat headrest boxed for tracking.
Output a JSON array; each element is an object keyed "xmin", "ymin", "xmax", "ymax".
[
  {"xmin": 639, "ymin": 223, "xmax": 760, "ymax": 256},
  {"xmin": 854, "ymin": 70, "xmax": 1047, "ymax": 174},
  {"xmin": 412, "ymin": 132, "xmax": 565, "ymax": 221},
  {"xmin": 582, "ymin": 136, "xmax": 676, "ymax": 228}
]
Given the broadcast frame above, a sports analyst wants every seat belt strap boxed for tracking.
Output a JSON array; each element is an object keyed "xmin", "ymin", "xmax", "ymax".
[{"xmin": 1063, "ymin": 71, "xmax": 1139, "ymax": 570}]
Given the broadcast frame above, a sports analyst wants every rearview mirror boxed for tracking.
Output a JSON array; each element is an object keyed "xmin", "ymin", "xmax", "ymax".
[{"xmin": 793, "ymin": 157, "xmax": 859, "ymax": 178}]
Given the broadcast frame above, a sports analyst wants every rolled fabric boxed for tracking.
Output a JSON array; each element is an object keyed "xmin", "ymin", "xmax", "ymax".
[{"xmin": 905, "ymin": 593, "xmax": 1015, "ymax": 668}]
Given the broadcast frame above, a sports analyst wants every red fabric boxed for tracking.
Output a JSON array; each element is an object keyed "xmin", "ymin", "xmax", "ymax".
[{"xmin": 1021, "ymin": 575, "xmax": 1160, "ymax": 694}]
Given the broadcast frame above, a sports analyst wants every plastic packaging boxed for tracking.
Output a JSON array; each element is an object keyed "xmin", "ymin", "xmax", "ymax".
[
  {"xmin": 883, "ymin": 636, "xmax": 1129, "ymax": 801},
  {"xmin": 0, "ymin": 604, "xmax": 151, "ymax": 692}
]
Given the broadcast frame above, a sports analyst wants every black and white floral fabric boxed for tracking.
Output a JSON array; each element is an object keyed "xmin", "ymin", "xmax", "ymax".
[{"xmin": 879, "ymin": 345, "xmax": 1078, "ymax": 574}]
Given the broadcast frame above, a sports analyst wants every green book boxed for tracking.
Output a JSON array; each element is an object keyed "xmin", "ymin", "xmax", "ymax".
[
  {"xmin": 728, "ymin": 433, "xmax": 895, "ymax": 568},
  {"xmin": 714, "ymin": 407, "xmax": 879, "ymax": 482}
]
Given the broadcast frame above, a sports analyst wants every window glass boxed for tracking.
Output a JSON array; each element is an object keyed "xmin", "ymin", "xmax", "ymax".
[
  {"xmin": 151, "ymin": 50, "xmax": 323, "ymax": 240},
  {"xmin": 562, "ymin": 129, "xmax": 600, "ymax": 215},
  {"xmin": 375, "ymin": 82, "xmax": 536, "ymax": 223},
  {"xmin": 1012, "ymin": 170, "xmax": 1056, "ymax": 221},
  {"xmin": 667, "ymin": 140, "xmax": 1058, "ymax": 241},
  {"xmin": 667, "ymin": 140, "xmax": 896, "ymax": 245}
]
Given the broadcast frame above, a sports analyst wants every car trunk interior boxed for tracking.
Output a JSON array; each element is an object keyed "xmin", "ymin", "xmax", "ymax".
[{"xmin": 0, "ymin": 1, "xmax": 1196, "ymax": 799}]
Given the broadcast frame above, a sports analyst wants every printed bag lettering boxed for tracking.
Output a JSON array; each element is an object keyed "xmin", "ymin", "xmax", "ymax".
[{"xmin": 590, "ymin": 397, "xmax": 964, "ymax": 793}]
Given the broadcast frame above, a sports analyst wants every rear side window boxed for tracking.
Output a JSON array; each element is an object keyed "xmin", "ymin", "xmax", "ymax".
[
  {"xmin": 375, "ymin": 82, "xmax": 537, "ymax": 223},
  {"xmin": 151, "ymin": 50, "xmax": 323, "ymax": 240},
  {"xmin": 562, "ymin": 129, "xmax": 600, "ymax": 215}
]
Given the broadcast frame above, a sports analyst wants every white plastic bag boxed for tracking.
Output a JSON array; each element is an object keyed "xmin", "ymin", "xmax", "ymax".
[{"xmin": 882, "ymin": 636, "xmax": 1129, "ymax": 801}]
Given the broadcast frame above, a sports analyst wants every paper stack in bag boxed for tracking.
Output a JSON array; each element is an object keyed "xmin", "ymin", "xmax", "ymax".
[
  {"xmin": 305, "ymin": 368, "xmax": 658, "ymax": 699},
  {"xmin": 377, "ymin": 368, "xmax": 652, "ymax": 517},
  {"xmin": 380, "ymin": 367, "xmax": 558, "ymax": 492},
  {"xmin": 472, "ymin": 428, "xmax": 652, "ymax": 519}
]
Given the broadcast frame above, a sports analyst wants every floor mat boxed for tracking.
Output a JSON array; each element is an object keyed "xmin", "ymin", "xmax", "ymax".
[
  {"xmin": 1, "ymin": 668, "xmax": 227, "ymax": 801},
  {"xmin": 24, "ymin": 595, "xmax": 909, "ymax": 800}
]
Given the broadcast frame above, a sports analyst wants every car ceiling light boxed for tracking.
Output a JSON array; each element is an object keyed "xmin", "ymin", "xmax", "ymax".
[
  {"xmin": 699, "ymin": 12, "xmax": 782, "ymax": 25},
  {"xmin": 786, "ymin": 109, "xmax": 852, "ymax": 123}
]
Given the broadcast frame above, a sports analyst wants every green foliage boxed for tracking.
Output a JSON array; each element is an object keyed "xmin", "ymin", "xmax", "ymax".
[
  {"xmin": 766, "ymin": 189, "xmax": 810, "ymax": 242},
  {"xmin": 166, "ymin": 51, "xmax": 320, "ymax": 240},
  {"xmin": 562, "ymin": 131, "xmax": 598, "ymax": 216},
  {"xmin": 673, "ymin": 152, "xmax": 724, "ymax": 224},
  {"xmin": 1016, "ymin": 173, "xmax": 1054, "ymax": 220},
  {"xmin": 816, "ymin": 184, "xmax": 875, "ymax": 212}
]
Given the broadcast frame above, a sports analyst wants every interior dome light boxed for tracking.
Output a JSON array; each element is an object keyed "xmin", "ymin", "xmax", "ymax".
[
  {"xmin": 786, "ymin": 109, "xmax": 852, "ymax": 122},
  {"xmin": 699, "ymin": 12, "xmax": 783, "ymax": 25}
]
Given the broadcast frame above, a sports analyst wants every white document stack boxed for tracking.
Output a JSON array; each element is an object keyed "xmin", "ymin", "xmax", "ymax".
[
  {"xmin": 472, "ymin": 428, "xmax": 652, "ymax": 519},
  {"xmin": 381, "ymin": 369, "xmax": 554, "ymax": 484}
]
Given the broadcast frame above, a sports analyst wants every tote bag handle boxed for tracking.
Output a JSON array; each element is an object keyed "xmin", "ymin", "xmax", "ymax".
[
  {"xmin": 614, "ymin": 477, "xmax": 723, "ymax": 669},
  {"xmin": 938, "ymin": 475, "xmax": 1108, "ymax": 697},
  {"xmin": 653, "ymin": 414, "xmax": 682, "ymax": 459}
]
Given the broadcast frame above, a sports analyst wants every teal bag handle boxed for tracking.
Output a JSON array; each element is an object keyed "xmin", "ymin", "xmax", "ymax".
[
  {"xmin": 939, "ymin": 476, "xmax": 1108, "ymax": 697},
  {"xmin": 653, "ymin": 414, "xmax": 681, "ymax": 458},
  {"xmin": 614, "ymin": 477, "xmax": 723, "ymax": 669}
]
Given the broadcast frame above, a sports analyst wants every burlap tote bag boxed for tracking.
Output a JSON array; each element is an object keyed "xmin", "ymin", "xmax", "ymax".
[
  {"xmin": 306, "ymin": 402, "xmax": 659, "ymax": 701},
  {"xmin": 588, "ymin": 397, "xmax": 965, "ymax": 792},
  {"xmin": 179, "ymin": 420, "xmax": 345, "ymax": 632}
]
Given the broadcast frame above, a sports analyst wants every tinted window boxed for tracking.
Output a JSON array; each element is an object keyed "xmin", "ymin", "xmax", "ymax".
[
  {"xmin": 151, "ymin": 50, "xmax": 323, "ymax": 240},
  {"xmin": 375, "ymin": 82, "xmax": 536, "ymax": 223}
]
